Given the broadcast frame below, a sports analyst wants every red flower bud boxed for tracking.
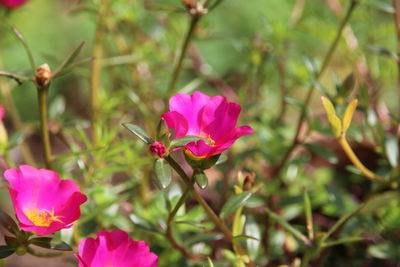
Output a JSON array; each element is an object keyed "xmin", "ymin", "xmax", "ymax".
[{"xmin": 149, "ymin": 141, "xmax": 168, "ymax": 158}]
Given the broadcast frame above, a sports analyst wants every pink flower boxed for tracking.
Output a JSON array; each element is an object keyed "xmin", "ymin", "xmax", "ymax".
[
  {"xmin": 161, "ymin": 91, "xmax": 253, "ymax": 158},
  {"xmin": 149, "ymin": 141, "xmax": 168, "ymax": 158},
  {"xmin": 0, "ymin": 0, "xmax": 29, "ymax": 8},
  {"xmin": 75, "ymin": 230, "xmax": 158, "ymax": 267},
  {"xmin": 4, "ymin": 165, "xmax": 87, "ymax": 235},
  {"xmin": 0, "ymin": 105, "xmax": 4, "ymax": 121}
]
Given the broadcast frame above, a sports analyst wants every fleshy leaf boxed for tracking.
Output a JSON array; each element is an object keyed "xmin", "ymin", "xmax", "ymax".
[
  {"xmin": 122, "ymin": 123, "xmax": 153, "ymax": 144},
  {"xmin": 170, "ymin": 136, "xmax": 208, "ymax": 149},
  {"xmin": 193, "ymin": 170, "xmax": 208, "ymax": 189},
  {"xmin": 342, "ymin": 99, "xmax": 358, "ymax": 133},
  {"xmin": 0, "ymin": 246, "xmax": 15, "ymax": 259},
  {"xmin": 29, "ymin": 237, "xmax": 72, "ymax": 251},
  {"xmin": 321, "ymin": 96, "xmax": 342, "ymax": 137},
  {"xmin": 220, "ymin": 192, "xmax": 252, "ymax": 219},
  {"xmin": 0, "ymin": 210, "xmax": 19, "ymax": 235},
  {"xmin": 154, "ymin": 158, "xmax": 172, "ymax": 189}
]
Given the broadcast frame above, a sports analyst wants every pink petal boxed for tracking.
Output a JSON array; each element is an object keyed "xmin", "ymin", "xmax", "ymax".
[
  {"xmin": 0, "ymin": 0, "xmax": 29, "ymax": 8},
  {"xmin": 168, "ymin": 91, "xmax": 210, "ymax": 134},
  {"xmin": 161, "ymin": 111, "xmax": 188, "ymax": 138}
]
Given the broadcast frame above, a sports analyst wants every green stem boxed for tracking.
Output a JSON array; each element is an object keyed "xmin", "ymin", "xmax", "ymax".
[
  {"xmin": 26, "ymin": 247, "xmax": 61, "ymax": 258},
  {"xmin": 167, "ymin": 15, "xmax": 200, "ymax": 96},
  {"xmin": 338, "ymin": 135, "xmax": 389, "ymax": 184},
  {"xmin": 300, "ymin": 248, "xmax": 314, "ymax": 267},
  {"xmin": 166, "ymin": 187, "xmax": 195, "ymax": 258},
  {"xmin": 4, "ymin": 150, "xmax": 15, "ymax": 168},
  {"xmin": 90, "ymin": 0, "xmax": 110, "ymax": 146},
  {"xmin": 272, "ymin": 0, "xmax": 358, "ymax": 177},
  {"xmin": 38, "ymin": 86, "xmax": 52, "ymax": 169},
  {"xmin": 165, "ymin": 155, "xmax": 255, "ymax": 267}
]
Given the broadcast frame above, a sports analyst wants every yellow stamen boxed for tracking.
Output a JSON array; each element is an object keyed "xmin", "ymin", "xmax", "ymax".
[
  {"xmin": 198, "ymin": 133, "xmax": 216, "ymax": 146},
  {"xmin": 184, "ymin": 149, "xmax": 207, "ymax": 160},
  {"xmin": 25, "ymin": 209, "xmax": 63, "ymax": 227}
]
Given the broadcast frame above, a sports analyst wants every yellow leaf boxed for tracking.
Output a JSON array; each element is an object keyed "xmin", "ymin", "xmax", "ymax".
[
  {"xmin": 342, "ymin": 99, "xmax": 358, "ymax": 133},
  {"xmin": 321, "ymin": 97, "xmax": 342, "ymax": 137}
]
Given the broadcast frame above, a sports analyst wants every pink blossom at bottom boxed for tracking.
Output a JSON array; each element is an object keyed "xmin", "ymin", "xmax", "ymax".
[{"xmin": 75, "ymin": 230, "xmax": 158, "ymax": 267}]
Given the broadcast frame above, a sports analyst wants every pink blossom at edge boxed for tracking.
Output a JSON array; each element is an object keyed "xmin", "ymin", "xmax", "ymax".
[
  {"xmin": 0, "ymin": 105, "xmax": 5, "ymax": 121},
  {"xmin": 0, "ymin": 0, "xmax": 29, "ymax": 8},
  {"xmin": 75, "ymin": 230, "xmax": 158, "ymax": 267},
  {"xmin": 161, "ymin": 91, "xmax": 254, "ymax": 158},
  {"xmin": 4, "ymin": 165, "xmax": 87, "ymax": 235}
]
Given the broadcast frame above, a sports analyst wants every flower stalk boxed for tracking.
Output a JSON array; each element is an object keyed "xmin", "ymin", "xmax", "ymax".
[
  {"xmin": 90, "ymin": 0, "xmax": 110, "ymax": 145},
  {"xmin": 272, "ymin": 0, "xmax": 359, "ymax": 177},
  {"xmin": 164, "ymin": 155, "xmax": 255, "ymax": 267}
]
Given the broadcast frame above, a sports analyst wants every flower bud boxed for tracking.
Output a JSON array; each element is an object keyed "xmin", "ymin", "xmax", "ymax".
[
  {"xmin": 149, "ymin": 141, "xmax": 168, "ymax": 158},
  {"xmin": 35, "ymin": 64, "xmax": 52, "ymax": 88},
  {"xmin": 182, "ymin": 0, "xmax": 196, "ymax": 9},
  {"xmin": 243, "ymin": 172, "xmax": 256, "ymax": 191}
]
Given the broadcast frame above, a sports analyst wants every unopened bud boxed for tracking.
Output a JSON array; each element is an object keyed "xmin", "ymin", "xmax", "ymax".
[
  {"xmin": 35, "ymin": 63, "xmax": 52, "ymax": 88},
  {"xmin": 149, "ymin": 141, "xmax": 168, "ymax": 158},
  {"xmin": 243, "ymin": 172, "xmax": 256, "ymax": 191},
  {"xmin": 182, "ymin": 0, "xmax": 196, "ymax": 9}
]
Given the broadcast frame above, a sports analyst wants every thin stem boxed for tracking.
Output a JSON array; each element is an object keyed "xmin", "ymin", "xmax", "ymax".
[
  {"xmin": 164, "ymin": 155, "xmax": 255, "ymax": 267},
  {"xmin": 38, "ymin": 87, "xmax": 52, "ymax": 169},
  {"xmin": 12, "ymin": 28, "xmax": 36, "ymax": 75},
  {"xmin": 393, "ymin": 0, "xmax": 400, "ymax": 118},
  {"xmin": 337, "ymin": 135, "xmax": 389, "ymax": 184},
  {"xmin": 300, "ymin": 248, "xmax": 314, "ymax": 267},
  {"xmin": 392, "ymin": 0, "xmax": 400, "ymax": 169},
  {"xmin": 167, "ymin": 15, "xmax": 200, "ymax": 96},
  {"xmin": 166, "ymin": 187, "xmax": 196, "ymax": 258},
  {"xmin": 4, "ymin": 150, "xmax": 15, "ymax": 168},
  {"xmin": 90, "ymin": 0, "xmax": 110, "ymax": 146},
  {"xmin": 0, "ymin": 53, "xmax": 35, "ymax": 165},
  {"xmin": 272, "ymin": 0, "xmax": 358, "ymax": 177}
]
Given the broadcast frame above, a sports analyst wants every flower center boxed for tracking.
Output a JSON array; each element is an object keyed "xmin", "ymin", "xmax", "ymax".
[
  {"xmin": 25, "ymin": 209, "xmax": 63, "ymax": 227},
  {"xmin": 198, "ymin": 133, "xmax": 216, "ymax": 146}
]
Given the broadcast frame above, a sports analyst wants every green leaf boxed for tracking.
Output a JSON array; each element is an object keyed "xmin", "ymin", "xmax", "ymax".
[
  {"xmin": 122, "ymin": 123, "xmax": 153, "ymax": 144},
  {"xmin": 4, "ymin": 236, "xmax": 18, "ymax": 248},
  {"xmin": 8, "ymin": 131, "xmax": 25, "ymax": 149},
  {"xmin": 303, "ymin": 188, "xmax": 314, "ymax": 240},
  {"xmin": 193, "ymin": 170, "xmax": 208, "ymax": 189},
  {"xmin": 129, "ymin": 214, "xmax": 162, "ymax": 234},
  {"xmin": 233, "ymin": 235, "xmax": 259, "ymax": 241},
  {"xmin": 0, "ymin": 245, "xmax": 15, "ymax": 259},
  {"xmin": 29, "ymin": 237, "xmax": 72, "ymax": 251},
  {"xmin": 265, "ymin": 208, "xmax": 311, "ymax": 246},
  {"xmin": 385, "ymin": 135, "xmax": 398, "ymax": 168},
  {"xmin": 220, "ymin": 192, "xmax": 252, "ymax": 219},
  {"xmin": 207, "ymin": 257, "xmax": 215, "ymax": 267},
  {"xmin": 170, "ymin": 136, "xmax": 208, "ymax": 149},
  {"xmin": 215, "ymin": 154, "xmax": 228, "ymax": 165},
  {"xmin": 321, "ymin": 96, "xmax": 342, "ymax": 137},
  {"xmin": 52, "ymin": 42, "xmax": 85, "ymax": 78},
  {"xmin": 0, "ymin": 210, "xmax": 19, "ymax": 235},
  {"xmin": 175, "ymin": 220, "xmax": 205, "ymax": 229},
  {"xmin": 304, "ymin": 143, "xmax": 338, "ymax": 164},
  {"xmin": 12, "ymin": 28, "xmax": 36, "ymax": 74},
  {"xmin": 154, "ymin": 158, "xmax": 172, "ymax": 189},
  {"xmin": 321, "ymin": 237, "xmax": 364, "ymax": 248},
  {"xmin": 342, "ymin": 99, "xmax": 358, "ymax": 133}
]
